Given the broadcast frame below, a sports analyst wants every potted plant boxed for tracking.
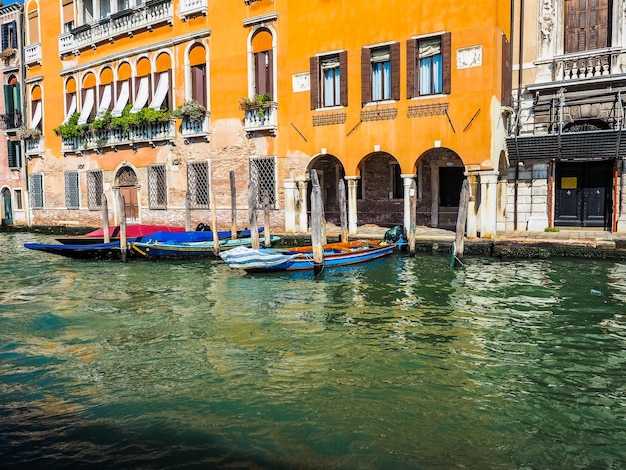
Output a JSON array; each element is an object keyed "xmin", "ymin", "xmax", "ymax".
[
  {"xmin": 1, "ymin": 48, "xmax": 16, "ymax": 64},
  {"xmin": 172, "ymin": 100, "xmax": 207, "ymax": 124},
  {"xmin": 239, "ymin": 93, "xmax": 272, "ymax": 120},
  {"xmin": 17, "ymin": 127, "xmax": 42, "ymax": 140}
]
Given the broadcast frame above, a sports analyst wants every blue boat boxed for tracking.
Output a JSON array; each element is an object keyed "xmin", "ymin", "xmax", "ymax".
[
  {"xmin": 219, "ymin": 240, "xmax": 396, "ymax": 272},
  {"xmin": 132, "ymin": 227, "xmax": 262, "ymax": 245},
  {"xmin": 131, "ymin": 234, "xmax": 280, "ymax": 259},
  {"xmin": 24, "ymin": 241, "xmax": 132, "ymax": 260}
]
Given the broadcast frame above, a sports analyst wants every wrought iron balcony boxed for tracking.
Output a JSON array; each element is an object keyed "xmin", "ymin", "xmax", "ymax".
[
  {"xmin": 0, "ymin": 112, "xmax": 22, "ymax": 130},
  {"xmin": 243, "ymin": 101, "xmax": 278, "ymax": 137},
  {"xmin": 61, "ymin": 120, "xmax": 175, "ymax": 154},
  {"xmin": 58, "ymin": 0, "xmax": 173, "ymax": 56},
  {"xmin": 180, "ymin": 114, "xmax": 210, "ymax": 142},
  {"xmin": 179, "ymin": 0, "xmax": 208, "ymax": 20}
]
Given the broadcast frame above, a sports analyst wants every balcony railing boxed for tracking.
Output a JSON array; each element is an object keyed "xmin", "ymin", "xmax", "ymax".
[
  {"xmin": 25, "ymin": 43, "xmax": 42, "ymax": 65},
  {"xmin": 0, "ymin": 112, "xmax": 22, "ymax": 130},
  {"xmin": 552, "ymin": 49, "xmax": 619, "ymax": 81},
  {"xmin": 181, "ymin": 114, "xmax": 210, "ymax": 142},
  {"xmin": 25, "ymin": 137, "xmax": 43, "ymax": 156},
  {"xmin": 61, "ymin": 120, "xmax": 175, "ymax": 153},
  {"xmin": 180, "ymin": 0, "xmax": 208, "ymax": 19},
  {"xmin": 243, "ymin": 101, "xmax": 278, "ymax": 136},
  {"xmin": 58, "ymin": 0, "xmax": 173, "ymax": 56}
]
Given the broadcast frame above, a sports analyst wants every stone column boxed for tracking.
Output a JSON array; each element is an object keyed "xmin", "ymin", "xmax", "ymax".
[
  {"xmin": 527, "ymin": 163, "xmax": 550, "ymax": 231},
  {"xmin": 401, "ymin": 174, "xmax": 417, "ymax": 233},
  {"xmin": 346, "ymin": 176, "xmax": 359, "ymax": 234},
  {"xmin": 297, "ymin": 179, "xmax": 308, "ymax": 232},
  {"xmin": 283, "ymin": 179, "xmax": 297, "ymax": 233},
  {"xmin": 478, "ymin": 170, "xmax": 499, "ymax": 238}
]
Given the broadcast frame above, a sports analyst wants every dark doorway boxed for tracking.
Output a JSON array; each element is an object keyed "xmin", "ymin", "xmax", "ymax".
[
  {"xmin": 554, "ymin": 161, "xmax": 613, "ymax": 228},
  {"xmin": 438, "ymin": 167, "xmax": 464, "ymax": 229}
]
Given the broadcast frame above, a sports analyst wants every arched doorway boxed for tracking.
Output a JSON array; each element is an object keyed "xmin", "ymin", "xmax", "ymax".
[
  {"xmin": 1, "ymin": 188, "xmax": 12, "ymax": 225},
  {"xmin": 307, "ymin": 154, "xmax": 345, "ymax": 225},
  {"xmin": 355, "ymin": 152, "xmax": 403, "ymax": 227},
  {"xmin": 114, "ymin": 166, "xmax": 139, "ymax": 223}
]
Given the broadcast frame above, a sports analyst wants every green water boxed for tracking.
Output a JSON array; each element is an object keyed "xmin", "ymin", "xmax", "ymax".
[{"xmin": 1, "ymin": 232, "xmax": 625, "ymax": 469}]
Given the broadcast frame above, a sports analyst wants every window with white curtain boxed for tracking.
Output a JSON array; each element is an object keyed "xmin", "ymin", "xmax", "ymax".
[
  {"xmin": 418, "ymin": 37, "xmax": 442, "ymax": 95},
  {"xmin": 112, "ymin": 80, "xmax": 129, "ymax": 116},
  {"xmin": 148, "ymin": 72, "xmax": 169, "ymax": 110},
  {"xmin": 64, "ymin": 94, "xmax": 77, "ymax": 124},
  {"xmin": 31, "ymin": 100, "xmax": 42, "ymax": 129},
  {"xmin": 78, "ymin": 88, "xmax": 95, "ymax": 124},
  {"xmin": 371, "ymin": 47, "xmax": 391, "ymax": 101},
  {"xmin": 131, "ymin": 76, "xmax": 149, "ymax": 113},
  {"xmin": 321, "ymin": 55, "xmax": 340, "ymax": 107},
  {"xmin": 97, "ymin": 84, "xmax": 112, "ymax": 118}
]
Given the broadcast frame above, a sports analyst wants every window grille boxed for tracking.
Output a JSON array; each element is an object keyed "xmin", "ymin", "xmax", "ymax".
[
  {"xmin": 30, "ymin": 174, "xmax": 43, "ymax": 209},
  {"xmin": 187, "ymin": 161, "xmax": 210, "ymax": 209},
  {"xmin": 148, "ymin": 164, "xmax": 167, "ymax": 210},
  {"xmin": 65, "ymin": 171, "xmax": 80, "ymax": 209},
  {"xmin": 250, "ymin": 156, "xmax": 277, "ymax": 209},
  {"xmin": 87, "ymin": 170, "xmax": 104, "ymax": 210}
]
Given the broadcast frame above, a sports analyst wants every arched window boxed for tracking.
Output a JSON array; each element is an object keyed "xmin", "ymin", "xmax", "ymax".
[
  {"xmin": 251, "ymin": 29, "xmax": 273, "ymax": 98},
  {"xmin": 98, "ymin": 67, "xmax": 114, "ymax": 118},
  {"xmin": 112, "ymin": 62, "xmax": 131, "ymax": 116},
  {"xmin": 149, "ymin": 52, "xmax": 171, "ymax": 110},
  {"xmin": 78, "ymin": 72, "xmax": 96, "ymax": 124},
  {"xmin": 189, "ymin": 44, "xmax": 207, "ymax": 107},
  {"xmin": 63, "ymin": 77, "xmax": 77, "ymax": 124},
  {"xmin": 30, "ymin": 85, "xmax": 42, "ymax": 130},
  {"xmin": 26, "ymin": 1, "xmax": 39, "ymax": 45},
  {"xmin": 131, "ymin": 57, "xmax": 151, "ymax": 113}
]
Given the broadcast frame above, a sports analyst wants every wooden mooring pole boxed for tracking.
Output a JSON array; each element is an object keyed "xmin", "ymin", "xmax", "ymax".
[
  {"xmin": 263, "ymin": 192, "xmax": 272, "ymax": 247},
  {"xmin": 409, "ymin": 179, "xmax": 417, "ymax": 256},
  {"xmin": 452, "ymin": 178, "xmax": 470, "ymax": 268},
  {"xmin": 339, "ymin": 179, "xmax": 348, "ymax": 243},
  {"xmin": 184, "ymin": 192, "xmax": 191, "ymax": 232},
  {"xmin": 248, "ymin": 178, "xmax": 260, "ymax": 249},
  {"xmin": 118, "ymin": 192, "xmax": 128, "ymax": 263},
  {"xmin": 230, "ymin": 171, "xmax": 237, "ymax": 239},
  {"xmin": 310, "ymin": 170, "xmax": 325, "ymax": 276},
  {"xmin": 210, "ymin": 190, "xmax": 219, "ymax": 255},
  {"xmin": 101, "ymin": 192, "xmax": 110, "ymax": 243}
]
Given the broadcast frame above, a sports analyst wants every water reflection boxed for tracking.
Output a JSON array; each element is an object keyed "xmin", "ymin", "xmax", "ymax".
[{"xmin": 1, "ymin": 232, "xmax": 625, "ymax": 469}]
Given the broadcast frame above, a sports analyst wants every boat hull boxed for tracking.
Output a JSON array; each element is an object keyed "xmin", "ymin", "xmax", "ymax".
[
  {"xmin": 220, "ymin": 241, "xmax": 396, "ymax": 272},
  {"xmin": 24, "ymin": 241, "xmax": 132, "ymax": 260},
  {"xmin": 131, "ymin": 235, "xmax": 280, "ymax": 259}
]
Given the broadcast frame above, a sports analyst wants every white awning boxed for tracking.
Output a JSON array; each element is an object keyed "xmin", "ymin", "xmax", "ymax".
[
  {"xmin": 96, "ymin": 84, "xmax": 112, "ymax": 118},
  {"xmin": 62, "ymin": 94, "xmax": 76, "ymax": 124},
  {"xmin": 148, "ymin": 72, "xmax": 169, "ymax": 110},
  {"xmin": 111, "ymin": 81, "xmax": 129, "ymax": 117},
  {"xmin": 130, "ymin": 76, "xmax": 149, "ymax": 114},
  {"xmin": 31, "ymin": 101, "xmax": 42, "ymax": 128},
  {"xmin": 78, "ymin": 88, "xmax": 95, "ymax": 124}
]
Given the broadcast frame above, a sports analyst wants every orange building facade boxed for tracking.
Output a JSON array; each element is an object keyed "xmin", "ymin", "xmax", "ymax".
[{"xmin": 20, "ymin": 0, "xmax": 511, "ymax": 237}]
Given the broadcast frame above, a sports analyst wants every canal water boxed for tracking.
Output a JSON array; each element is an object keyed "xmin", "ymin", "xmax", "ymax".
[{"xmin": 1, "ymin": 232, "xmax": 624, "ymax": 469}]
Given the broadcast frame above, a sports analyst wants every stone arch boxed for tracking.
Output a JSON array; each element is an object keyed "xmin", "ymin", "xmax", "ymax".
[
  {"xmin": 306, "ymin": 154, "xmax": 346, "ymax": 224},
  {"xmin": 1, "ymin": 187, "xmax": 12, "ymax": 225},
  {"xmin": 416, "ymin": 147, "xmax": 464, "ymax": 229}
]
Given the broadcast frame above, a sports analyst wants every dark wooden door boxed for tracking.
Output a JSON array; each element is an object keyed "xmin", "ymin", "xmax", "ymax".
[
  {"xmin": 555, "ymin": 162, "xmax": 612, "ymax": 228},
  {"xmin": 120, "ymin": 186, "xmax": 139, "ymax": 223}
]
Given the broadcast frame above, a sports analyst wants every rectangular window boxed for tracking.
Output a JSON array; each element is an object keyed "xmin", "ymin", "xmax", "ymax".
[
  {"xmin": 30, "ymin": 174, "xmax": 43, "ymax": 209},
  {"xmin": 565, "ymin": 0, "xmax": 610, "ymax": 53},
  {"xmin": 407, "ymin": 33, "xmax": 451, "ymax": 98},
  {"xmin": 148, "ymin": 164, "xmax": 167, "ymax": 210},
  {"xmin": 2, "ymin": 21, "xmax": 18, "ymax": 51},
  {"xmin": 187, "ymin": 161, "xmax": 210, "ymax": 209},
  {"xmin": 87, "ymin": 170, "xmax": 103, "ymax": 210},
  {"xmin": 361, "ymin": 43, "xmax": 400, "ymax": 104},
  {"xmin": 310, "ymin": 52, "xmax": 348, "ymax": 109},
  {"xmin": 191, "ymin": 64, "xmax": 207, "ymax": 107},
  {"xmin": 7, "ymin": 140, "xmax": 21, "ymax": 169},
  {"xmin": 250, "ymin": 156, "xmax": 277, "ymax": 209},
  {"xmin": 65, "ymin": 171, "xmax": 80, "ymax": 209},
  {"xmin": 14, "ymin": 189, "xmax": 22, "ymax": 210}
]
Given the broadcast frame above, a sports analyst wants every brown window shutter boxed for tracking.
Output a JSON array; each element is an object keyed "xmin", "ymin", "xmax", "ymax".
[
  {"xmin": 391, "ymin": 42, "xmax": 401, "ymax": 101},
  {"xmin": 594, "ymin": 0, "xmax": 610, "ymax": 49},
  {"xmin": 565, "ymin": 0, "xmax": 609, "ymax": 53},
  {"xmin": 267, "ymin": 49, "xmax": 274, "ymax": 98},
  {"xmin": 339, "ymin": 51, "xmax": 348, "ymax": 106},
  {"xmin": 361, "ymin": 47, "xmax": 372, "ymax": 105},
  {"xmin": 442, "ymin": 32, "xmax": 451, "ymax": 95},
  {"xmin": 310, "ymin": 56, "xmax": 320, "ymax": 110},
  {"xmin": 501, "ymin": 34, "xmax": 512, "ymax": 107},
  {"xmin": 406, "ymin": 39, "xmax": 416, "ymax": 99}
]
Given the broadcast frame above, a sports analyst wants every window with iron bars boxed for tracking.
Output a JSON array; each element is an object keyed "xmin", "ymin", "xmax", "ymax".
[
  {"xmin": 65, "ymin": 171, "xmax": 80, "ymax": 209},
  {"xmin": 87, "ymin": 170, "xmax": 103, "ymax": 210},
  {"xmin": 250, "ymin": 156, "xmax": 277, "ymax": 209},
  {"xmin": 187, "ymin": 161, "xmax": 210, "ymax": 209},
  {"xmin": 30, "ymin": 174, "xmax": 43, "ymax": 209},
  {"xmin": 148, "ymin": 164, "xmax": 167, "ymax": 210}
]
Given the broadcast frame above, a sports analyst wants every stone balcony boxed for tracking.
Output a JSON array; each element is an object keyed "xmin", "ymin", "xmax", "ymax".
[
  {"xmin": 179, "ymin": 0, "xmax": 208, "ymax": 20},
  {"xmin": 551, "ymin": 49, "xmax": 620, "ymax": 82},
  {"xmin": 25, "ymin": 43, "xmax": 42, "ymax": 66},
  {"xmin": 58, "ymin": 0, "xmax": 173, "ymax": 56},
  {"xmin": 243, "ymin": 101, "xmax": 278, "ymax": 137},
  {"xmin": 61, "ymin": 120, "xmax": 175, "ymax": 154},
  {"xmin": 180, "ymin": 114, "xmax": 210, "ymax": 143}
]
